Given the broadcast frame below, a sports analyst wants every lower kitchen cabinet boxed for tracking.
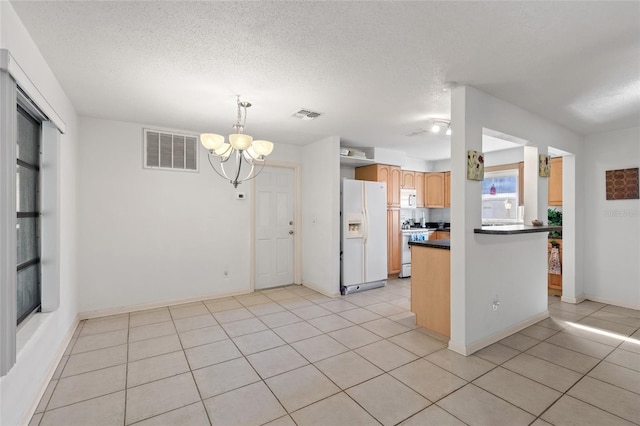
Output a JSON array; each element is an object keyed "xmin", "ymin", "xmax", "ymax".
[{"xmin": 429, "ymin": 230, "xmax": 450, "ymax": 240}]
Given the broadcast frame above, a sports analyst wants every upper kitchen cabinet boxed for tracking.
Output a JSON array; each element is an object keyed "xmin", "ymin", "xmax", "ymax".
[
  {"xmin": 415, "ymin": 172, "xmax": 425, "ymax": 207},
  {"xmin": 549, "ymin": 157, "xmax": 563, "ymax": 206},
  {"xmin": 444, "ymin": 171, "xmax": 451, "ymax": 208},
  {"xmin": 425, "ymin": 172, "xmax": 445, "ymax": 208},
  {"xmin": 401, "ymin": 171, "xmax": 415, "ymax": 189},
  {"xmin": 355, "ymin": 164, "xmax": 401, "ymax": 207}
]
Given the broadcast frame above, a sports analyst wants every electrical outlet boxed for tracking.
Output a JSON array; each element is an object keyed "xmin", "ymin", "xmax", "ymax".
[{"xmin": 492, "ymin": 296, "xmax": 500, "ymax": 311}]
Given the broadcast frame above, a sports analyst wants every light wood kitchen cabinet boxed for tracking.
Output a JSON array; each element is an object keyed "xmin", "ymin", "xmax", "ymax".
[
  {"xmin": 415, "ymin": 172, "xmax": 425, "ymax": 207},
  {"xmin": 549, "ymin": 157, "xmax": 562, "ymax": 206},
  {"xmin": 429, "ymin": 230, "xmax": 450, "ymax": 240},
  {"xmin": 444, "ymin": 171, "xmax": 451, "ymax": 207},
  {"xmin": 401, "ymin": 171, "xmax": 415, "ymax": 189},
  {"xmin": 425, "ymin": 172, "xmax": 445, "ymax": 207},
  {"xmin": 411, "ymin": 245, "xmax": 450, "ymax": 337},
  {"xmin": 389, "ymin": 167, "xmax": 401, "ymax": 207},
  {"xmin": 387, "ymin": 208, "xmax": 401, "ymax": 274},
  {"xmin": 355, "ymin": 164, "xmax": 401, "ymax": 207},
  {"xmin": 548, "ymin": 239, "xmax": 562, "ymax": 295}
]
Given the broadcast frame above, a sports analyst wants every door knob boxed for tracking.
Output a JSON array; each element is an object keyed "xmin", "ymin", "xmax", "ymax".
[
  {"xmin": 289, "ymin": 230, "xmax": 294, "ymax": 235},
  {"xmin": 289, "ymin": 221, "xmax": 294, "ymax": 225}
]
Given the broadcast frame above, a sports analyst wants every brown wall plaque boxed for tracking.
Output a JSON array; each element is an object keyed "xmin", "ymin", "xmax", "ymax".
[{"xmin": 606, "ymin": 168, "xmax": 639, "ymax": 200}]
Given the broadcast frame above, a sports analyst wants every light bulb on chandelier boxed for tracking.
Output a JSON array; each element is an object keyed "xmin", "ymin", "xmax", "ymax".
[{"xmin": 200, "ymin": 96, "xmax": 274, "ymax": 187}]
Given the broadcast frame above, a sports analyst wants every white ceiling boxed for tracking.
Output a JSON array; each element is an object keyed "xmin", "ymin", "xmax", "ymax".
[{"xmin": 10, "ymin": 1, "xmax": 640, "ymax": 160}]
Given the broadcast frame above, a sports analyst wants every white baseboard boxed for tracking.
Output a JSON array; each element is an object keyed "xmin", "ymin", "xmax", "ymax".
[
  {"xmin": 582, "ymin": 295, "xmax": 640, "ymax": 311},
  {"xmin": 301, "ymin": 281, "xmax": 340, "ymax": 298},
  {"xmin": 448, "ymin": 310, "xmax": 550, "ymax": 356},
  {"xmin": 560, "ymin": 295, "xmax": 585, "ymax": 304},
  {"xmin": 79, "ymin": 289, "xmax": 253, "ymax": 320},
  {"xmin": 20, "ymin": 314, "xmax": 80, "ymax": 426}
]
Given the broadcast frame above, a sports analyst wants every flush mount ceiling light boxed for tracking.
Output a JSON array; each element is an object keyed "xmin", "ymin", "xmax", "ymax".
[
  {"xmin": 428, "ymin": 118, "xmax": 452, "ymax": 136},
  {"xmin": 200, "ymin": 96, "xmax": 274, "ymax": 188}
]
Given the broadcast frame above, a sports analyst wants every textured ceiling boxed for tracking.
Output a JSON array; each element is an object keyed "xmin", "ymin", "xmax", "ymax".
[{"xmin": 10, "ymin": 1, "xmax": 640, "ymax": 160}]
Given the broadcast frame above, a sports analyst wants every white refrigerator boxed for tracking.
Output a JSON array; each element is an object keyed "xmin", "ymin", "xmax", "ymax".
[{"xmin": 341, "ymin": 179, "xmax": 388, "ymax": 295}]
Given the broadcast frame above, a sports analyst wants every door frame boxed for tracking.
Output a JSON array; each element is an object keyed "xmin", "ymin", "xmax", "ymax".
[{"xmin": 250, "ymin": 162, "xmax": 302, "ymax": 291}]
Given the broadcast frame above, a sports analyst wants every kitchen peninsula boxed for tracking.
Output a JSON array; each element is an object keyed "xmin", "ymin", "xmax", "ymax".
[
  {"xmin": 409, "ymin": 239, "xmax": 451, "ymax": 337},
  {"xmin": 409, "ymin": 224, "xmax": 561, "ymax": 339}
]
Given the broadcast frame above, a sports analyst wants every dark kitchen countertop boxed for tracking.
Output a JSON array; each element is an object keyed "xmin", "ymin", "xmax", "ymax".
[
  {"xmin": 408, "ymin": 239, "xmax": 450, "ymax": 250},
  {"xmin": 474, "ymin": 225, "xmax": 562, "ymax": 235},
  {"xmin": 407, "ymin": 223, "xmax": 451, "ymax": 231}
]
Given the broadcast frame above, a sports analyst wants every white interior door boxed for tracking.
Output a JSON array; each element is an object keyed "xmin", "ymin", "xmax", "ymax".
[{"xmin": 255, "ymin": 166, "xmax": 295, "ymax": 289}]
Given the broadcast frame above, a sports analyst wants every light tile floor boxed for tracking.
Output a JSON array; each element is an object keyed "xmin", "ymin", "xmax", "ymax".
[{"xmin": 29, "ymin": 280, "xmax": 640, "ymax": 426}]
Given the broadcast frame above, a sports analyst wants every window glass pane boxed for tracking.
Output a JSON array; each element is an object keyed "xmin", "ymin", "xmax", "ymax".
[
  {"xmin": 17, "ymin": 217, "xmax": 38, "ymax": 265},
  {"xmin": 17, "ymin": 263, "xmax": 40, "ymax": 323},
  {"xmin": 17, "ymin": 108, "xmax": 40, "ymax": 165},
  {"xmin": 482, "ymin": 170, "xmax": 519, "ymax": 222},
  {"xmin": 17, "ymin": 165, "xmax": 38, "ymax": 213},
  {"xmin": 482, "ymin": 176, "xmax": 518, "ymax": 195}
]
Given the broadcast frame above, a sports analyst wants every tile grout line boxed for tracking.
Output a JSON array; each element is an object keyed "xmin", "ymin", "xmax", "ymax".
[
  {"xmin": 31, "ymin": 286, "xmax": 639, "ymax": 426},
  {"xmin": 34, "ymin": 320, "xmax": 86, "ymax": 425},
  {"xmin": 169, "ymin": 301, "xmax": 214, "ymax": 426},
  {"xmin": 523, "ymin": 305, "xmax": 637, "ymax": 425}
]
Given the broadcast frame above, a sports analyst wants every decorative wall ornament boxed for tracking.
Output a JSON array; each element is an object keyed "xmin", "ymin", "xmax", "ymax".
[
  {"xmin": 467, "ymin": 150, "xmax": 484, "ymax": 181},
  {"xmin": 539, "ymin": 154, "xmax": 551, "ymax": 177},
  {"xmin": 606, "ymin": 167, "xmax": 639, "ymax": 200}
]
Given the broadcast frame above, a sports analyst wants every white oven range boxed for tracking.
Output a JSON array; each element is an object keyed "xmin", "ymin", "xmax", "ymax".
[{"xmin": 399, "ymin": 229, "xmax": 432, "ymax": 278}]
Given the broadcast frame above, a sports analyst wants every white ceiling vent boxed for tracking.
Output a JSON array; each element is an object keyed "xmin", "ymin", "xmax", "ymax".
[{"xmin": 292, "ymin": 109, "xmax": 323, "ymax": 121}]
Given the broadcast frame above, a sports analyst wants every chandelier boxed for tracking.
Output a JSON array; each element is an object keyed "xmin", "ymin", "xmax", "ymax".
[{"xmin": 200, "ymin": 96, "xmax": 274, "ymax": 187}]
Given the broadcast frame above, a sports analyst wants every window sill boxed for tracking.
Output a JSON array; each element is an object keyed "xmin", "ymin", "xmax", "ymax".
[{"xmin": 16, "ymin": 312, "xmax": 52, "ymax": 355}]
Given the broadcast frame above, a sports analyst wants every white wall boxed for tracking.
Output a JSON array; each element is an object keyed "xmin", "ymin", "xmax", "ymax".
[
  {"xmin": 583, "ymin": 127, "xmax": 640, "ymax": 308},
  {"xmin": 301, "ymin": 136, "xmax": 341, "ymax": 296},
  {"xmin": 340, "ymin": 165, "xmax": 355, "ymax": 180},
  {"xmin": 77, "ymin": 117, "xmax": 303, "ymax": 313},
  {"xmin": 483, "ymin": 147, "xmax": 524, "ymax": 167},
  {"xmin": 0, "ymin": 3, "xmax": 79, "ymax": 425},
  {"xmin": 450, "ymin": 86, "xmax": 584, "ymax": 354}
]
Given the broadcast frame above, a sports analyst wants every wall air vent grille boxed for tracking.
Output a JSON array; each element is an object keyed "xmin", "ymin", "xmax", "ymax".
[
  {"xmin": 144, "ymin": 129, "xmax": 198, "ymax": 172},
  {"xmin": 292, "ymin": 109, "xmax": 324, "ymax": 120}
]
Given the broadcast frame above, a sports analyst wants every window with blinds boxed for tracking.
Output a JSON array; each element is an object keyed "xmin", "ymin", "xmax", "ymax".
[{"xmin": 144, "ymin": 129, "xmax": 198, "ymax": 171}]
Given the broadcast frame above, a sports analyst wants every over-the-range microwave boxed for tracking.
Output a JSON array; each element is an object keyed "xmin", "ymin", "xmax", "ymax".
[{"xmin": 400, "ymin": 189, "xmax": 417, "ymax": 208}]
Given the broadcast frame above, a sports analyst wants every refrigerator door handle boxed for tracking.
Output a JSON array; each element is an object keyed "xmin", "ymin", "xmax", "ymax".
[
  {"xmin": 362, "ymin": 207, "xmax": 368, "ymax": 282},
  {"xmin": 362, "ymin": 208, "xmax": 368, "ymax": 245}
]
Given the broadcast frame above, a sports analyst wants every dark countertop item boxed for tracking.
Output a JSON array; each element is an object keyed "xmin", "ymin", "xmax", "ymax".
[
  {"xmin": 409, "ymin": 239, "xmax": 451, "ymax": 250},
  {"xmin": 408, "ymin": 222, "xmax": 451, "ymax": 231},
  {"xmin": 474, "ymin": 225, "xmax": 562, "ymax": 235}
]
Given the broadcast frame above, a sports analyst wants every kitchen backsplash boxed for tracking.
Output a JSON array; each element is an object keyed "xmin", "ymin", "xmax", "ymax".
[{"xmin": 401, "ymin": 208, "xmax": 450, "ymax": 224}]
